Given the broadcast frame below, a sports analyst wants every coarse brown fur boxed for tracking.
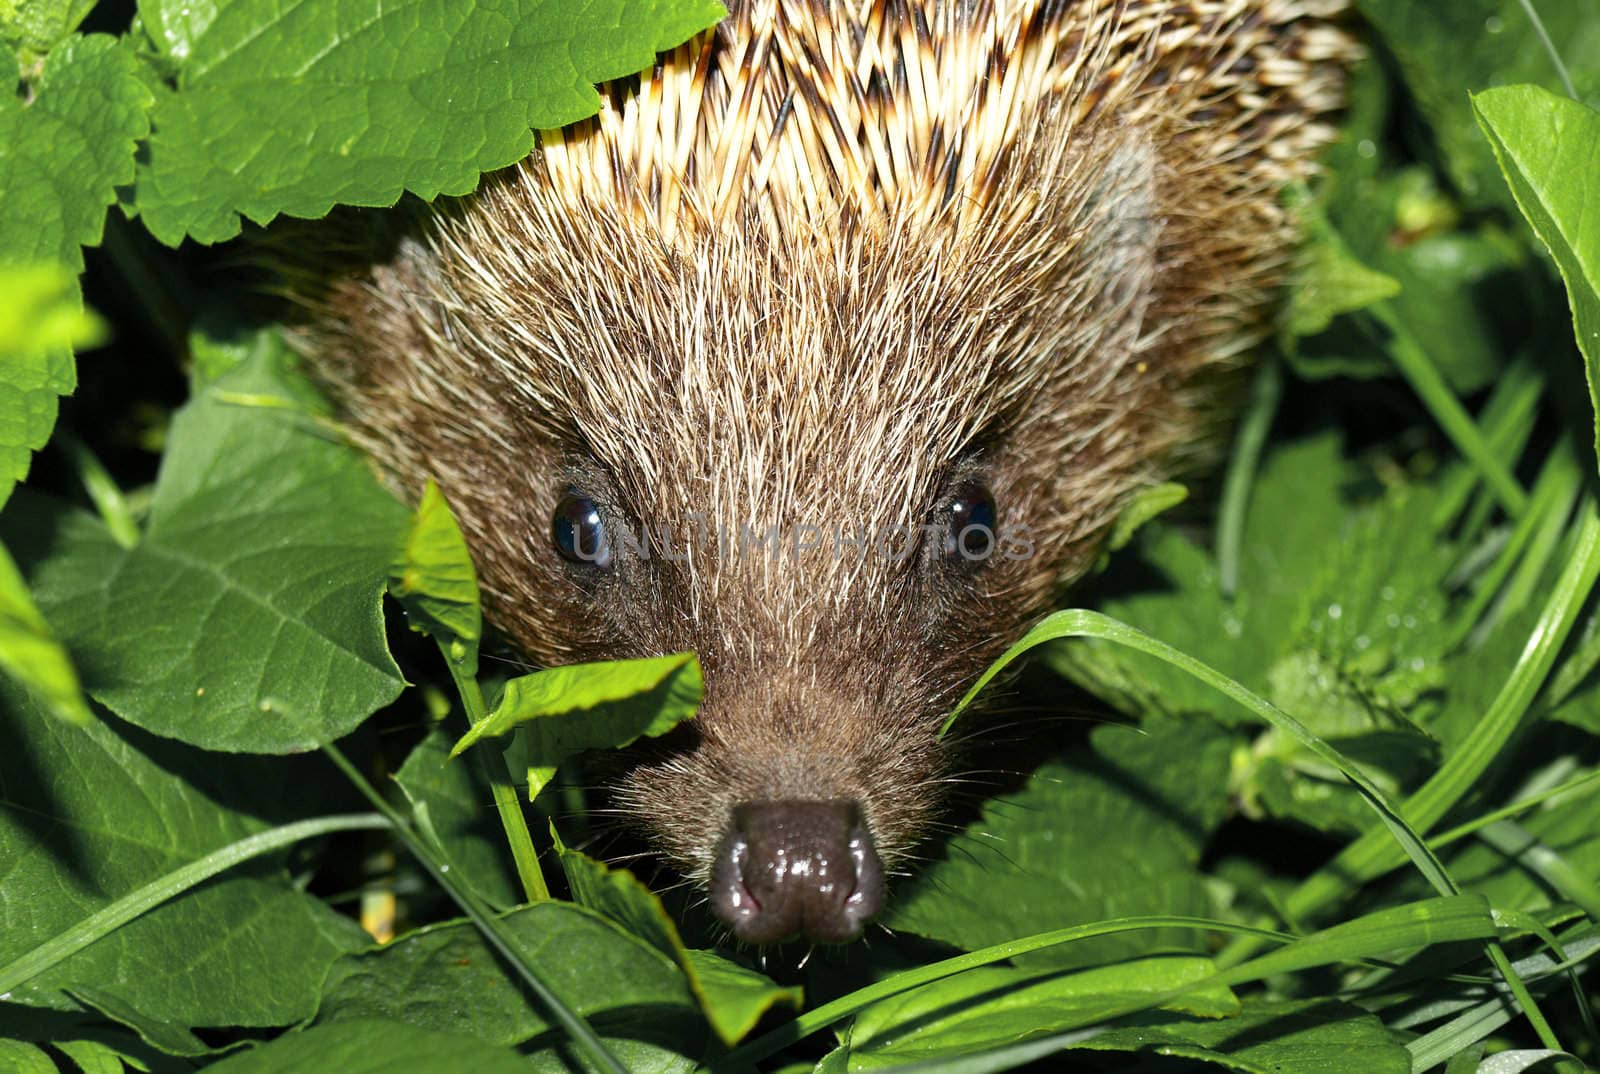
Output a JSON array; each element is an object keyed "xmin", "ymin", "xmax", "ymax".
[{"xmin": 287, "ymin": 0, "xmax": 1357, "ymax": 892}]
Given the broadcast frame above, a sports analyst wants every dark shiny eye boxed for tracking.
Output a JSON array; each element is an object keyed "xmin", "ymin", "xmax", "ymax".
[
  {"xmin": 940, "ymin": 481, "xmax": 997, "ymax": 564},
  {"xmin": 551, "ymin": 492, "xmax": 612, "ymax": 568}
]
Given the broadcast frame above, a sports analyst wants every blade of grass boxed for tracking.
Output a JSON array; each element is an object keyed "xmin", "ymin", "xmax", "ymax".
[
  {"xmin": 939, "ymin": 604, "xmax": 1566, "ymax": 1048},
  {"xmin": 1476, "ymin": 820, "xmax": 1600, "ymax": 920},
  {"xmin": 714, "ymin": 915, "xmax": 1295, "ymax": 1071},
  {"xmin": 1516, "ymin": 0, "xmax": 1578, "ymax": 99},
  {"xmin": 1407, "ymin": 932, "xmax": 1600, "ymax": 1072},
  {"xmin": 448, "ymin": 656, "xmax": 549, "ymax": 903},
  {"xmin": 1451, "ymin": 443, "xmax": 1581, "ymax": 650},
  {"xmin": 1427, "ymin": 769, "xmax": 1600, "ymax": 853},
  {"xmin": 0, "ymin": 813, "xmax": 391, "ymax": 996},
  {"xmin": 1370, "ymin": 302, "xmax": 1529, "ymax": 518},
  {"xmin": 941, "ymin": 608, "xmax": 1458, "ymax": 895},
  {"xmin": 837, "ymin": 897, "xmax": 1500, "ymax": 1074},
  {"xmin": 1217, "ymin": 356, "xmax": 1281, "ymax": 597},
  {"xmin": 55, "ymin": 430, "xmax": 140, "ymax": 550},
  {"xmin": 321, "ymin": 744, "xmax": 625, "ymax": 1074},
  {"xmin": 1432, "ymin": 358, "xmax": 1542, "ymax": 533}
]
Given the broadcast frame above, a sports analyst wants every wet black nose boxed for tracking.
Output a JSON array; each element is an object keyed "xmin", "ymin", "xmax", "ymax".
[{"xmin": 709, "ymin": 799, "xmax": 884, "ymax": 945}]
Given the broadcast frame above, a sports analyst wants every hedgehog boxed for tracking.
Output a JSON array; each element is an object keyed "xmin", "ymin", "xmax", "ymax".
[{"xmin": 293, "ymin": 0, "xmax": 1357, "ymax": 945}]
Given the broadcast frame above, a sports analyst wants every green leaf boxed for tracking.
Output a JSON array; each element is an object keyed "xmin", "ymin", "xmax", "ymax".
[
  {"xmin": 558, "ymin": 844, "xmax": 802, "ymax": 1045},
  {"xmin": 460, "ymin": 652, "xmax": 702, "ymax": 802},
  {"xmin": 0, "ymin": 681, "xmax": 368, "ymax": 1028},
  {"xmin": 1472, "ymin": 85, "xmax": 1600, "ymax": 461},
  {"xmin": 0, "ymin": 0, "xmax": 98, "ymax": 56},
  {"xmin": 0, "ymin": 263, "xmax": 104, "ymax": 355},
  {"xmin": 203, "ymin": 1021, "xmax": 535, "ymax": 1074},
  {"xmin": 0, "ymin": 537, "xmax": 88, "ymax": 725},
  {"xmin": 682, "ymin": 950, "xmax": 804, "ymax": 1048},
  {"xmin": 389, "ymin": 479, "xmax": 483, "ymax": 677},
  {"xmin": 1103, "ymin": 482, "xmax": 1187, "ymax": 555},
  {"xmin": 130, "ymin": 0, "xmax": 728, "ymax": 244},
  {"xmin": 1075, "ymin": 999, "xmax": 1412, "ymax": 1074},
  {"xmin": 393, "ymin": 725, "xmax": 522, "ymax": 909},
  {"xmin": 459, "ymin": 653, "xmax": 702, "ymax": 755},
  {"xmin": 313, "ymin": 903, "xmax": 697, "ymax": 1046},
  {"xmin": 1282, "ymin": 196, "xmax": 1402, "ymax": 340},
  {"xmin": 845, "ymin": 956, "xmax": 1237, "ymax": 1070},
  {"xmin": 0, "ymin": 34, "xmax": 145, "ymax": 506},
  {"xmin": 0, "ymin": 34, "xmax": 152, "ymax": 266},
  {"xmin": 0, "ymin": 1040, "xmax": 53, "ymax": 1074},
  {"xmin": 4, "ymin": 334, "xmax": 409, "ymax": 753},
  {"xmin": 51, "ymin": 1038, "xmax": 124, "ymax": 1074},
  {"xmin": 854, "ymin": 898, "xmax": 1497, "ymax": 1074},
  {"xmin": 888, "ymin": 717, "xmax": 1234, "ymax": 969},
  {"xmin": 1356, "ymin": 0, "xmax": 1600, "ymax": 210}
]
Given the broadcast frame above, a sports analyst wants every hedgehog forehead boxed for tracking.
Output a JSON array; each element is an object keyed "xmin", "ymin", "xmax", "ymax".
[{"xmin": 552, "ymin": 224, "xmax": 1019, "ymax": 533}]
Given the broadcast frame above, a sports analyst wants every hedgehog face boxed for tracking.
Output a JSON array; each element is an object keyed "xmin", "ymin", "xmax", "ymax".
[{"xmin": 297, "ymin": 0, "xmax": 1353, "ymax": 943}]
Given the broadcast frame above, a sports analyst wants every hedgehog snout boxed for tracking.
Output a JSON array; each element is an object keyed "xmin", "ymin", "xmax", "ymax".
[{"xmin": 709, "ymin": 799, "xmax": 884, "ymax": 945}]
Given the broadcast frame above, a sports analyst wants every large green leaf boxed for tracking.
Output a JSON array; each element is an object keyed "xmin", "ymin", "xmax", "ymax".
[
  {"xmin": 0, "ymin": 35, "xmax": 151, "ymax": 266},
  {"xmin": 129, "ymin": 0, "xmax": 727, "ymax": 244},
  {"xmin": 886, "ymin": 717, "xmax": 1235, "ymax": 968},
  {"xmin": 1074, "ymin": 999, "xmax": 1412, "ymax": 1074},
  {"xmin": 1472, "ymin": 85, "xmax": 1600, "ymax": 462},
  {"xmin": 0, "ymin": 38, "xmax": 149, "ymax": 505},
  {"xmin": 4, "ymin": 336, "xmax": 408, "ymax": 753},
  {"xmin": 0, "ymin": 682, "xmax": 366, "ymax": 1027},
  {"xmin": 313, "ymin": 903, "xmax": 697, "ymax": 1045},
  {"xmin": 845, "ymin": 956, "xmax": 1237, "ymax": 1071},
  {"xmin": 203, "ymin": 1021, "xmax": 534, "ymax": 1074}
]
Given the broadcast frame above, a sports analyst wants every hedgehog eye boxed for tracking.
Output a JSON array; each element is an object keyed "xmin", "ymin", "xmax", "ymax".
[
  {"xmin": 938, "ymin": 481, "xmax": 998, "ymax": 565},
  {"xmin": 551, "ymin": 492, "xmax": 613, "ymax": 568}
]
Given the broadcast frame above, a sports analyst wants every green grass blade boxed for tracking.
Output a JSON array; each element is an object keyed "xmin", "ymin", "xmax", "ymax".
[
  {"xmin": 322, "ymin": 745, "xmax": 627, "ymax": 1074},
  {"xmin": 1450, "ymin": 443, "xmax": 1581, "ymax": 651},
  {"xmin": 1370, "ymin": 302, "xmax": 1529, "ymax": 518},
  {"xmin": 714, "ymin": 915, "xmax": 1296, "ymax": 1071},
  {"xmin": 942, "ymin": 608, "xmax": 1459, "ymax": 897},
  {"xmin": 846, "ymin": 897, "xmax": 1499, "ymax": 1074},
  {"xmin": 1516, "ymin": 0, "xmax": 1578, "ymax": 99},
  {"xmin": 0, "ymin": 813, "xmax": 391, "ymax": 996}
]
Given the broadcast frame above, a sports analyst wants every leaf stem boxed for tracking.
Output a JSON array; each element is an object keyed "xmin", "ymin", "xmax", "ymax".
[
  {"xmin": 447, "ymin": 656, "xmax": 549, "ymax": 902},
  {"xmin": 0, "ymin": 813, "xmax": 390, "ymax": 997},
  {"xmin": 321, "ymin": 743, "xmax": 624, "ymax": 1074}
]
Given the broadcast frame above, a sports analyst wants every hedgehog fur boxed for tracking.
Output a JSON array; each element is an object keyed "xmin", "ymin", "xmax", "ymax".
[{"xmin": 294, "ymin": 0, "xmax": 1358, "ymax": 899}]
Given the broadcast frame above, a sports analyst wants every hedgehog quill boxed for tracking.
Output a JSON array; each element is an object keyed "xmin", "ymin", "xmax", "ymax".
[{"xmin": 296, "ymin": 0, "xmax": 1357, "ymax": 944}]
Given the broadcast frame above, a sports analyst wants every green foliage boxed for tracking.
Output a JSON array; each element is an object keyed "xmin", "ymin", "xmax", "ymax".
[
  {"xmin": 202, "ymin": 1021, "xmax": 535, "ymax": 1074},
  {"xmin": 3, "ymin": 0, "xmax": 1600, "ymax": 1071},
  {"xmin": 129, "ymin": 0, "xmax": 727, "ymax": 244},
  {"xmin": 4, "ymin": 337, "xmax": 409, "ymax": 753},
  {"xmin": 313, "ymin": 903, "xmax": 698, "ymax": 1044},
  {"xmin": 0, "ymin": 682, "xmax": 367, "ymax": 1029},
  {"xmin": 1473, "ymin": 86, "xmax": 1600, "ymax": 463}
]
